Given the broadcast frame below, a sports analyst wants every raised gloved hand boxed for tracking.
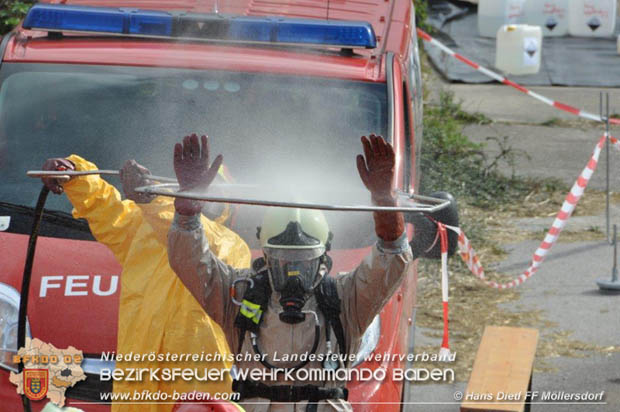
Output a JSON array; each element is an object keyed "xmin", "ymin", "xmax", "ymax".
[
  {"xmin": 41, "ymin": 158, "xmax": 75, "ymax": 194},
  {"xmin": 356, "ymin": 135, "xmax": 404, "ymax": 241},
  {"xmin": 356, "ymin": 134, "xmax": 397, "ymax": 205},
  {"xmin": 120, "ymin": 159, "xmax": 156, "ymax": 204},
  {"xmin": 173, "ymin": 134, "xmax": 223, "ymax": 216}
]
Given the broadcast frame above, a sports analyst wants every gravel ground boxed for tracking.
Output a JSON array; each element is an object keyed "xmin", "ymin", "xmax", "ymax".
[{"xmin": 406, "ymin": 65, "xmax": 620, "ymax": 411}]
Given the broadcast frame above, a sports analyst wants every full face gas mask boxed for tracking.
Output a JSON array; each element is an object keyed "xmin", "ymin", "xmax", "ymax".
[
  {"xmin": 258, "ymin": 208, "xmax": 331, "ymax": 325},
  {"xmin": 264, "ymin": 248, "xmax": 324, "ymax": 324}
]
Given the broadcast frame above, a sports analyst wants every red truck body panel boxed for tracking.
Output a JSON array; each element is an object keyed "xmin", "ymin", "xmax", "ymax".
[{"xmin": 0, "ymin": 0, "xmax": 418, "ymax": 410}]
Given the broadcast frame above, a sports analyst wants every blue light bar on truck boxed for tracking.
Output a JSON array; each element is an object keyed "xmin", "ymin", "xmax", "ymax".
[{"xmin": 22, "ymin": 4, "xmax": 377, "ymax": 49}]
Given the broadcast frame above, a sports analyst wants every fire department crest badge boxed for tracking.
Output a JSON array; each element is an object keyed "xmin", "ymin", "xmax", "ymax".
[
  {"xmin": 10, "ymin": 338, "xmax": 86, "ymax": 407},
  {"xmin": 24, "ymin": 369, "xmax": 48, "ymax": 401}
]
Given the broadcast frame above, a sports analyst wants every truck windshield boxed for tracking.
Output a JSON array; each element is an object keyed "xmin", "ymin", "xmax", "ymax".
[{"xmin": 0, "ymin": 63, "xmax": 388, "ymax": 248}]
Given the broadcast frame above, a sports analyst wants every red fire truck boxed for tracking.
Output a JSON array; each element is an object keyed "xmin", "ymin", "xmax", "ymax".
[{"xmin": 0, "ymin": 0, "xmax": 451, "ymax": 410}]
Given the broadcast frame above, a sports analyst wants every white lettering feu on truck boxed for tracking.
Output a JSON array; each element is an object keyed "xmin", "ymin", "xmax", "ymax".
[{"xmin": 39, "ymin": 276, "xmax": 119, "ymax": 297}]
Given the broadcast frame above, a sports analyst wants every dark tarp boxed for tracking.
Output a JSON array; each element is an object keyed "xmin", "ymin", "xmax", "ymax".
[{"xmin": 424, "ymin": 0, "xmax": 620, "ymax": 86}]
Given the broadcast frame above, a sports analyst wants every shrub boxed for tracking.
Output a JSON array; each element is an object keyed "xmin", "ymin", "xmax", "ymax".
[{"xmin": 1, "ymin": 1, "xmax": 33, "ymax": 35}]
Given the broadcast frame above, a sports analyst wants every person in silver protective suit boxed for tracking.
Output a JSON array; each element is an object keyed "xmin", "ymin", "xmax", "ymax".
[{"xmin": 167, "ymin": 133, "xmax": 413, "ymax": 412}]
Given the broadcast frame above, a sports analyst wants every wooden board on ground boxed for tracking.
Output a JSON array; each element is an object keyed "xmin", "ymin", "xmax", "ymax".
[{"xmin": 461, "ymin": 326, "xmax": 539, "ymax": 412}]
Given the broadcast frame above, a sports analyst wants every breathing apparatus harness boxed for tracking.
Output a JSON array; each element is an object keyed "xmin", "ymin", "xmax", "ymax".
[
  {"xmin": 231, "ymin": 210, "xmax": 349, "ymax": 406},
  {"xmin": 232, "ymin": 257, "xmax": 349, "ymax": 407},
  {"xmin": 233, "ymin": 256, "xmax": 347, "ymax": 372}
]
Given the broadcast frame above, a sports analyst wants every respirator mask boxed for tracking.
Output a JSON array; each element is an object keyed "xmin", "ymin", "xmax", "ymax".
[{"xmin": 265, "ymin": 248, "xmax": 324, "ymax": 324}]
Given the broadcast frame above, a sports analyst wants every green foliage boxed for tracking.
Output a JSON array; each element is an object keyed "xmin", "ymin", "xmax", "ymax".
[
  {"xmin": 413, "ymin": 0, "xmax": 432, "ymax": 34},
  {"xmin": 420, "ymin": 91, "xmax": 541, "ymax": 209},
  {"xmin": 435, "ymin": 90, "xmax": 492, "ymax": 125},
  {"xmin": 0, "ymin": 1, "xmax": 33, "ymax": 35}
]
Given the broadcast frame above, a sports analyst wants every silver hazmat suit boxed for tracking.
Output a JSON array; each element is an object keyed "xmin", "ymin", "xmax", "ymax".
[{"xmin": 168, "ymin": 213, "xmax": 414, "ymax": 412}]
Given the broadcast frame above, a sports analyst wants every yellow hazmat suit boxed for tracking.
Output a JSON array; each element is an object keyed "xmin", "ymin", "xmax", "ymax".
[{"xmin": 62, "ymin": 155, "xmax": 251, "ymax": 412}]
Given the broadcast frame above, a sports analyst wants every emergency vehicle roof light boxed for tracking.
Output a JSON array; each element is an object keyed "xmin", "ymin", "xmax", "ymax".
[{"xmin": 23, "ymin": 4, "xmax": 377, "ymax": 49}]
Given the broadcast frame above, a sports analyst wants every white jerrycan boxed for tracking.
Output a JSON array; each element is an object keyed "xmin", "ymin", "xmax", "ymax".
[
  {"xmin": 569, "ymin": 0, "xmax": 617, "ymax": 37},
  {"xmin": 523, "ymin": 0, "xmax": 569, "ymax": 37},
  {"xmin": 478, "ymin": 0, "xmax": 527, "ymax": 37},
  {"xmin": 495, "ymin": 24, "xmax": 543, "ymax": 75}
]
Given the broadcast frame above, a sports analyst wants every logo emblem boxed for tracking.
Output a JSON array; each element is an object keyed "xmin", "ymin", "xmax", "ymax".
[{"xmin": 24, "ymin": 369, "xmax": 48, "ymax": 401}]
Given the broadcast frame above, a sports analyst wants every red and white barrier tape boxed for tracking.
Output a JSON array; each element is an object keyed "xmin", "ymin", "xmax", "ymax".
[
  {"xmin": 437, "ymin": 222, "xmax": 451, "ymax": 359},
  {"xmin": 417, "ymin": 29, "xmax": 620, "ymax": 125},
  {"xmin": 443, "ymin": 134, "xmax": 620, "ymax": 289}
]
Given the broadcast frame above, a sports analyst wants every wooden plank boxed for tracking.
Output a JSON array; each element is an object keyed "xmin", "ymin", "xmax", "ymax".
[{"xmin": 460, "ymin": 326, "xmax": 539, "ymax": 412}]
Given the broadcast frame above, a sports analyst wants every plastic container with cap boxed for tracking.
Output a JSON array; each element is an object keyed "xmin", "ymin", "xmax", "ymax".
[
  {"xmin": 478, "ymin": 0, "xmax": 527, "ymax": 38},
  {"xmin": 569, "ymin": 0, "xmax": 617, "ymax": 37},
  {"xmin": 495, "ymin": 24, "xmax": 542, "ymax": 75},
  {"xmin": 523, "ymin": 0, "xmax": 569, "ymax": 37}
]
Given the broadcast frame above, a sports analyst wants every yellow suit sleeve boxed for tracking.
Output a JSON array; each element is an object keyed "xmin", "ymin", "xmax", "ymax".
[
  {"xmin": 140, "ymin": 200, "xmax": 251, "ymax": 269},
  {"xmin": 62, "ymin": 154, "xmax": 143, "ymax": 266},
  {"xmin": 136, "ymin": 197, "xmax": 176, "ymax": 246},
  {"xmin": 199, "ymin": 216, "xmax": 252, "ymax": 269}
]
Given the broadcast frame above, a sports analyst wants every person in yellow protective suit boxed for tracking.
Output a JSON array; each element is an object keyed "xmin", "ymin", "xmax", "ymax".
[{"xmin": 41, "ymin": 155, "xmax": 251, "ymax": 412}]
